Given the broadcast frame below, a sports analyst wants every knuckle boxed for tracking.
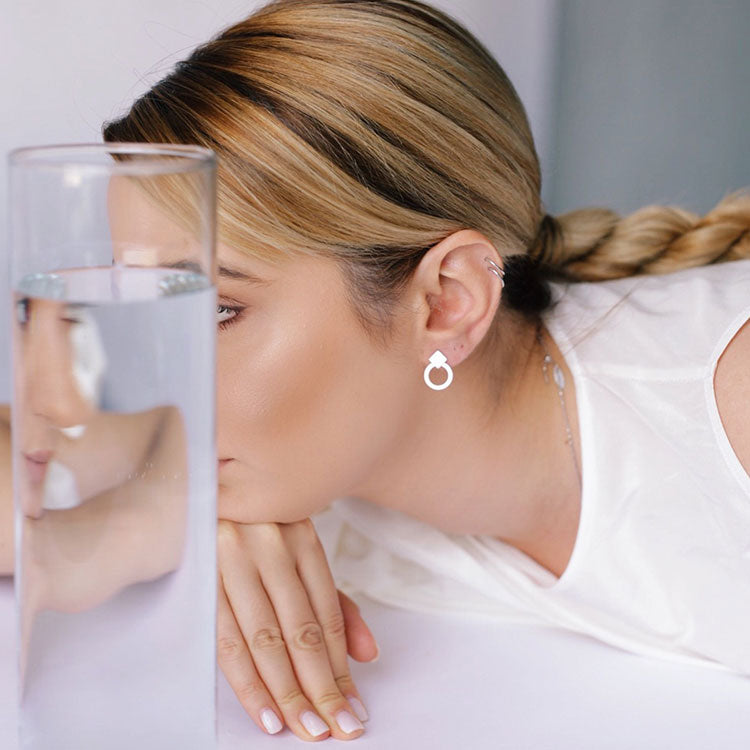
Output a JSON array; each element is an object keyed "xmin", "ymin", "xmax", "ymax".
[
  {"xmin": 321, "ymin": 610, "xmax": 347, "ymax": 640},
  {"xmin": 292, "ymin": 621, "xmax": 325, "ymax": 651},
  {"xmin": 217, "ymin": 635, "xmax": 245, "ymax": 662},
  {"xmin": 276, "ymin": 686, "xmax": 305, "ymax": 707},
  {"xmin": 235, "ymin": 680, "xmax": 267, "ymax": 706},
  {"xmin": 313, "ymin": 689, "xmax": 345, "ymax": 708},
  {"xmin": 334, "ymin": 673, "xmax": 356, "ymax": 693},
  {"xmin": 250, "ymin": 627, "xmax": 286, "ymax": 652}
]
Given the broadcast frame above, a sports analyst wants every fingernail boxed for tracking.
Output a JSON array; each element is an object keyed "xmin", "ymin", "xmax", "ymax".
[
  {"xmin": 336, "ymin": 709, "xmax": 364, "ymax": 734},
  {"xmin": 260, "ymin": 708, "xmax": 283, "ymax": 734},
  {"xmin": 300, "ymin": 710, "xmax": 329, "ymax": 737},
  {"xmin": 347, "ymin": 695, "xmax": 369, "ymax": 722},
  {"xmin": 371, "ymin": 642, "xmax": 380, "ymax": 662}
]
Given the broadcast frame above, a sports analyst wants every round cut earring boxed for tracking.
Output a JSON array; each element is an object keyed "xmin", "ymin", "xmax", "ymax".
[{"xmin": 423, "ymin": 350, "xmax": 454, "ymax": 391}]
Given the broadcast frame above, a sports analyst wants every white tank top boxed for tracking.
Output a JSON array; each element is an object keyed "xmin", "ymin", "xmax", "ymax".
[{"xmin": 327, "ymin": 259, "xmax": 750, "ymax": 675}]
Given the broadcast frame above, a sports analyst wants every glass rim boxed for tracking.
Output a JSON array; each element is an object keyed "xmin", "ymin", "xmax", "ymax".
[{"xmin": 8, "ymin": 142, "xmax": 216, "ymax": 176}]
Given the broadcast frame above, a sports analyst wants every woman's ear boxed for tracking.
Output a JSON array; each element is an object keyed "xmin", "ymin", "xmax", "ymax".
[{"xmin": 407, "ymin": 229, "xmax": 504, "ymax": 368}]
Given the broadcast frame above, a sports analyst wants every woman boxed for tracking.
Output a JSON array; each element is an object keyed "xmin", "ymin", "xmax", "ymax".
[{"xmin": 42, "ymin": 0, "xmax": 750, "ymax": 741}]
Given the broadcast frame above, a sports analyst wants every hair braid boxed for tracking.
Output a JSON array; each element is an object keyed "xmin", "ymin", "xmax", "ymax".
[{"xmin": 536, "ymin": 190, "xmax": 750, "ymax": 283}]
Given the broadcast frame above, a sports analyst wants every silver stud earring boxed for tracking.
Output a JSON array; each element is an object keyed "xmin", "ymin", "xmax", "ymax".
[
  {"xmin": 423, "ymin": 350, "xmax": 454, "ymax": 391},
  {"xmin": 484, "ymin": 256, "xmax": 505, "ymax": 288}
]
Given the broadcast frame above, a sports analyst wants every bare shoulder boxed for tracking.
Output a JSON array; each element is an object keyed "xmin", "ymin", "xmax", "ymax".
[{"xmin": 714, "ymin": 319, "xmax": 750, "ymax": 476}]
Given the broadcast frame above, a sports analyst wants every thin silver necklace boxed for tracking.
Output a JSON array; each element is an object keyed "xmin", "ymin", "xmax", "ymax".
[{"xmin": 536, "ymin": 326, "xmax": 582, "ymax": 488}]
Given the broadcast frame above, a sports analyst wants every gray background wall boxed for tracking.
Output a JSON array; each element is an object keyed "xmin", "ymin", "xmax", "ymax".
[
  {"xmin": 547, "ymin": 0, "xmax": 750, "ymax": 214},
  {"xmin": 2, "ymin": 1, "xmax": 749, "ymax": 401}
]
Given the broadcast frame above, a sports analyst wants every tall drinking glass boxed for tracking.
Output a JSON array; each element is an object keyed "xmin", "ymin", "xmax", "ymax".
[{"xmin": 7, "ymin": 143, "xmax": 217, "ymax": 749}]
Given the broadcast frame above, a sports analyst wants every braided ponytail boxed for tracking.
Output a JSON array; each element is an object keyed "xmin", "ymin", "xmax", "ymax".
[{"xmin": 503, "ymin": 190, "xmax": 750, "ymax": 317}]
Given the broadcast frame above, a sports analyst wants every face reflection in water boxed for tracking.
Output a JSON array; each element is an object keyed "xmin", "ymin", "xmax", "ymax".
[{"xmin": 14, "ymin": 294, "xmax": 99, "ymax": 517}]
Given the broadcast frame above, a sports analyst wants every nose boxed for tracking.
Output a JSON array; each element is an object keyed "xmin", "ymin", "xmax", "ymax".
[{"xmin": 23, "ymin": 303, "xmax": 97, "ymax": 429}]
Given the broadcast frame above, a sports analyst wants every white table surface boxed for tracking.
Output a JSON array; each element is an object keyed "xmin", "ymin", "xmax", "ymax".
[{"xmin": 2, "ymin": 574, "xmax": 750, "ymax": 749}]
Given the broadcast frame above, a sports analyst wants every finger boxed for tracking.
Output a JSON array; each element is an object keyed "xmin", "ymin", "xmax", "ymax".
[
  {"xmin": 292, "ymin": 523, "xmax": 371, "ymax": 722},
  {"xmin": 216, "ymin": 580, "xmax": 284, "ymax": 736},
  {"xmin": 220, "ymin": 531, "xmax": 337, "ymax": 742},
  {"xmin": 338, "ymin": 589, "xmax": 379, "ymax": 663},
  {"xmin": 255, "ymin": 531, "xmax": 365, "ymax": 739}
]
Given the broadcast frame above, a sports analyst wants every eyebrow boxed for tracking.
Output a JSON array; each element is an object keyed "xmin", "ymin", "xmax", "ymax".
[{"xmin": 165, "ymin": 259, "xmax": 267, "ymax": 284}]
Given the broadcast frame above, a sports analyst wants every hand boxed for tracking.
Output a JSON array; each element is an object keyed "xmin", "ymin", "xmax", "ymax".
[{"xmin": 217, "ymin": 518, "xmax": 378, "ymax": 741}]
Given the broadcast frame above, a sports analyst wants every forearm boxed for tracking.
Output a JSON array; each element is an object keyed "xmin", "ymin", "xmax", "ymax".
[
  {"xmin": 26, "ymin": 406, "xmax": 188, "ymax": 613},
  {"xmin": 28, "ymin": 479, "xmax": 183, "ymax": 612},
  {"xmin": 55, "ymin": 406, "xmax": 166, "ymax": 501}
]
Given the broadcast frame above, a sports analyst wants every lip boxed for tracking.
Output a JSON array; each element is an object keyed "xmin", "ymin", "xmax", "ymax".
[
  {"xmin": 218, "ymin": 458, "xmax": 233, "ymax": 467},
  {"xmin": 24, "ymin": 450, "xmax": 54, "ymax": 463},
  {"xmin": 23, "ymin": 451, "xmax": 53, "ymax": 485}
]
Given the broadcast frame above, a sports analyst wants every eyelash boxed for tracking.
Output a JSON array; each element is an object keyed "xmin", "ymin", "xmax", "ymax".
[{"xmin": 217, "ymin": 303, "xmax": 245, "ymax": 331}]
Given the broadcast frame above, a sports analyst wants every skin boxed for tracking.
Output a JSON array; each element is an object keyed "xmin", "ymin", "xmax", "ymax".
[
  {"xmin": 713, "ymin": 319, "xmax": 750, "ymax": 469},
  {"xmin": 214, "ymin": 233, "xmax": 584, "ymax": 574}
]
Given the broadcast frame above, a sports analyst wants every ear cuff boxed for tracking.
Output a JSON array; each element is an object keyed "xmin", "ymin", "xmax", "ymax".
[{"xmin": 484, "ymin": 256, "xmax": 505, "ymax": 288}]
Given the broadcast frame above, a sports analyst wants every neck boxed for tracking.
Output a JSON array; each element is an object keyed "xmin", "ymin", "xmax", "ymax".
[{"xmin": 347, "ymin": 315, "xmax": 582, "ymax": 578}]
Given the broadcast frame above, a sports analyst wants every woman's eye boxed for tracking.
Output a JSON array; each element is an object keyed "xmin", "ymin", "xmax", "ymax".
[{"xmin": 217, "ymin": 303, "xmax": 242, "ymax": 328}]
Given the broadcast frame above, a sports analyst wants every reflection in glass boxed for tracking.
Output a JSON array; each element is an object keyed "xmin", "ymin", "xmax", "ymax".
[{"xmin": 10, "ymin": 144, "xmax": 217, "ymax": 750}]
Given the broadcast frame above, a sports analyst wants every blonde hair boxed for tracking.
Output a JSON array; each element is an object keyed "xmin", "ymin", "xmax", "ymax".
[{"xmin": 103, "ymin": 0, "xmax": 750, "ymax": 343}]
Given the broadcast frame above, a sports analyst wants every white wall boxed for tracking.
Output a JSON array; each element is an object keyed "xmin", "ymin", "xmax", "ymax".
[{"xmin": 0, "ymin": 0, "xmax": 558, "ymax": 401}]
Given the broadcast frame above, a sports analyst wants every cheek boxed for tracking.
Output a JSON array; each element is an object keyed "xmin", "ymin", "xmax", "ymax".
[
  {"xmin": 218, "ymin": 303, "xmax": 340, "ymax": 436},
  {"xmin": 216, "ymin": 301, "xmax": 388, "ymax": 518}
]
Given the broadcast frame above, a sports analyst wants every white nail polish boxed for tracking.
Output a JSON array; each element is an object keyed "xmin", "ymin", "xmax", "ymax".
[
  {"xmin": 300, "ymin": 710, "xmax": 329, "ymax": 737},
  {"xmin": 260, "ymin": 708, "xmax": 283, "ymax": 734},
  {"xmin": 347, "ymin": 696, "xmax": 369, "ymax": 722},
  {"xmin": 336, "ymin": 710, "xmax": 364, "ymax": 734}
]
